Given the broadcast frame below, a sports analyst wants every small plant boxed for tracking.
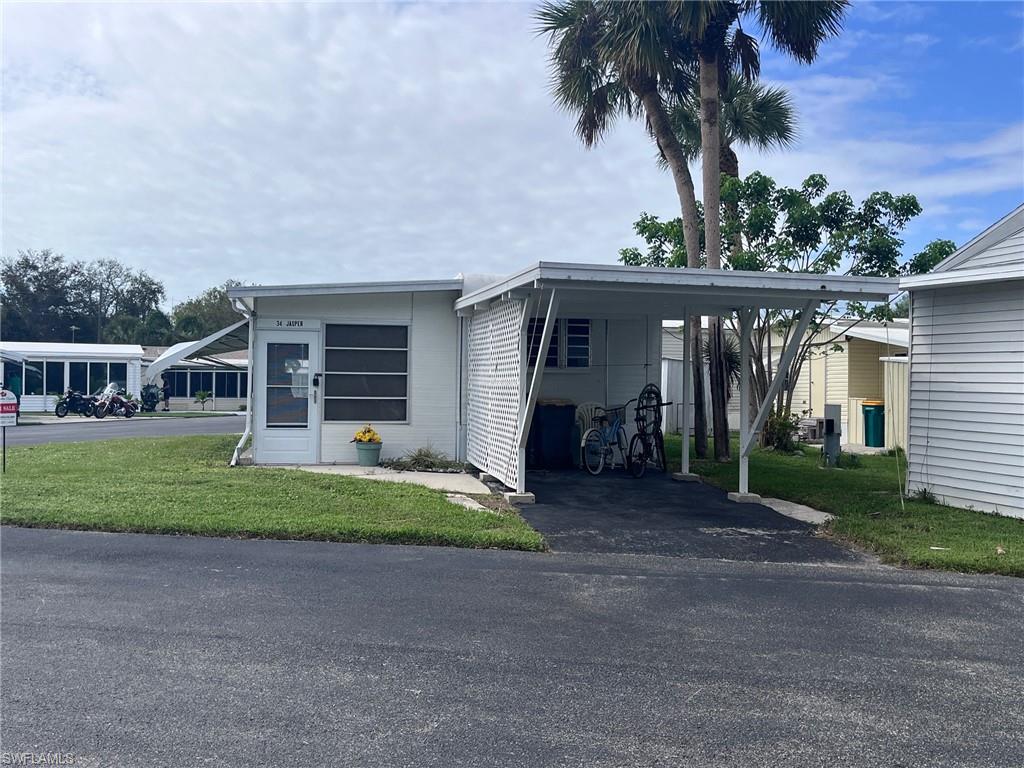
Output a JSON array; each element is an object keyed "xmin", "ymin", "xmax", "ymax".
[
  {"xmin": 763, "ymin": 410, "xmax": 801, "ymax": 452},
  {"xmin": 911, "ymin": 486, "xmax": 937, "ymax": 504},
  {"xmin": 193, "ymin": 390, "xmax": 212, "ymax": 411},
  {"xmin": 835, "ymin": 451, "xmax": 862, "ymax": 469},
  {"xmin": 382, "ymin": 446, "xmax": 468, "ymax": 473},
  {"xmin": 237, "ymin": 403, "xmax": 247, "ymax": 411},
  {"xmin": 352, "ymin": 424, "xmax": 382, "ymax": 444}
]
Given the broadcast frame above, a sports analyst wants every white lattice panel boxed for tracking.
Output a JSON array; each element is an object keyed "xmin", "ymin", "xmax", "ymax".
[{"xmin": 466, "ymin": 298, "xmax": 525, "ymax": 490}]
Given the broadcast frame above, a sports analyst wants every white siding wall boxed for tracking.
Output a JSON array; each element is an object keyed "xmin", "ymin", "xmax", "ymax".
[
  {"xmin": 948, "ymin": 227, "xmax": 1024, "ymax": 271},
  {"xmin": 907, "ymin": 281, "xmax": 1024, "ymax": 517},
  {"xmin": 254, "ymin": 291, "xmax": 460, "ymax": 464}
]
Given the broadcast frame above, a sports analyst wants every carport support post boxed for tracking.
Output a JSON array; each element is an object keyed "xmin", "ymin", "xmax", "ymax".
[
  {"xmin": 672, "ymin": 309, "xmax": 698, "ymax": 483},
  {"xmin": 730, "ymin": 309, "xmax": 760, "ymax": 503},
  {"xmin": 513, "ymin": 289, "xmax": 559, "ymax": 497}
]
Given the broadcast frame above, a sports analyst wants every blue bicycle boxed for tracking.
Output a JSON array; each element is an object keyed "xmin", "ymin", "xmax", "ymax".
[{"xmin": 581, "ymin": 401, "xmax": 634, "ymax": 475}]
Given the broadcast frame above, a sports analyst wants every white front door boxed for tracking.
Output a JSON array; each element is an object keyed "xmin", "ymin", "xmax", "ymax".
[{"xmin": 255, "ymin": 330, "xmax": 320, "ymax": 464}]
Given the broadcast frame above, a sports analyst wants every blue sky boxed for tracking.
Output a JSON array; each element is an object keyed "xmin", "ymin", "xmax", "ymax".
[{"xmin": 2, "ymin": 1, "xmax": 1022, "ymax": 306}]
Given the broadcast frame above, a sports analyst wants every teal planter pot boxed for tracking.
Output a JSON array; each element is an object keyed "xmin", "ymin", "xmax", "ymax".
[{"xmin": 356, "ymin": 442, "xmax": 382, "ymax": 467}]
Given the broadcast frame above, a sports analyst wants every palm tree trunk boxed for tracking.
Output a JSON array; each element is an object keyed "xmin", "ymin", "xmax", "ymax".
[
  {"xmin": 637, "ymin": 85, "xmax": 707, "ymax": 457},
  {"xmin": 700, "ymin": 53, "xmax": 730, "ymax": 461}
]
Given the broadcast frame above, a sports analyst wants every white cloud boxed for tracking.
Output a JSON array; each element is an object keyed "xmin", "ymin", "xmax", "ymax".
[{"xmin": 2, "ymin": 2, "xmax": 1022, "ymax": 308}]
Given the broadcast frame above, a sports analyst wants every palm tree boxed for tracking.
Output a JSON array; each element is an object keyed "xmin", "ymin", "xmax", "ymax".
[
  {"xmin": 680, "ymin": 0, "xmax": 847, "ymax": 460},
  {"xmin": 668, "ymin": 73, "xmax": 796, "ymax": 182},
  {"xmin": 536, "ymin": 0, "xmax": 713, "ymax": 455},
  {"xmin": 536, "ymin": 1, "xmax": 702, "ymax": 264}
]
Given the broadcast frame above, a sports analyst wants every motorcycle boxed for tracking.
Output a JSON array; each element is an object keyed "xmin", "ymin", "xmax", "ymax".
[
  {"xmin": 54, "ymin": 388, "xmax": 97, "ymax": 418},
  {"xmin": 94, "ymin": 384, "xmax": 138, "ymax": 419}
]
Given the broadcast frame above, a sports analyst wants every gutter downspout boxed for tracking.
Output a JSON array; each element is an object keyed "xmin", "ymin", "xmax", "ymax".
[{"xmin": 230, "ymin": 298, "xmax": 255, "ymax": 467}]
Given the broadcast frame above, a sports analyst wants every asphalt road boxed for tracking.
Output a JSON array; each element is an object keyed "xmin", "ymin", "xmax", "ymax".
[
  {"xmin": 3, "ymin": 415, "xmax": 243, "ymax": 446},
  {"xmin": 2, "ymin": 527, "xmax": 1022, "ymax": 767}
]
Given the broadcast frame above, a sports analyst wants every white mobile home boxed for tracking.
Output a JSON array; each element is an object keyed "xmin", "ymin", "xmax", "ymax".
[
  {"xmin": 902, "ymin": 205, "xmax": 1024, "ymax": 518},
  {"xmin": 203, "ymin": 263, "xmax": 895, "ymax": 500},
  {"xmin": 0, "ymin": 342, "xmax": 144, "ymax": 412}
]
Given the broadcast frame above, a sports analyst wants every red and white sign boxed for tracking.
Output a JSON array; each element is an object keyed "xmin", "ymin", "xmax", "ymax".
[{"xmin": 0, "ymin": 389, "xmax": 18, "ymax": 427}]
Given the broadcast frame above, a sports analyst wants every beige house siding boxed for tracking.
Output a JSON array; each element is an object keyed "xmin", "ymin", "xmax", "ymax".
[{"xmin": 883, "ymin": 359, "xmax": 908, "ymax": 450}]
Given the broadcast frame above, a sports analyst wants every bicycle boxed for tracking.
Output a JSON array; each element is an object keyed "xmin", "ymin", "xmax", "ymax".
[
  {"xmin": 580, "ymin": 401, "xmax": 634, "ymax": 476},
  {"xmin": 628, "ymin": 383, "xmax": 671, "ymax": 479}
]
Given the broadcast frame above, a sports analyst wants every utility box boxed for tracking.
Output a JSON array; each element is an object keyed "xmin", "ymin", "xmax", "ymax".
[{"xmin": 823, "ymin": 403, "xmax": 842, "ymax": 466}]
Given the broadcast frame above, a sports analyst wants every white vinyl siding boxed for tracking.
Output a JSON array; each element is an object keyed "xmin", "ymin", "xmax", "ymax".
[
  {"xmin": 254, "ymin": 291, "xmax": 461, "ymax": 463},
  {"xmin": 907, "ymin": 281, "xmax": 1024, "ymax": 517},
  {"xmin": 946, "ymin": 226, "xmax": 1024, "ymax": 272}
]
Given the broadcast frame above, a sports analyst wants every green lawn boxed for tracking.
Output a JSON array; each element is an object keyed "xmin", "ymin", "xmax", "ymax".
[
  {"xmin": 665, "ymin": 434, "xmax": 1024, "ymax": 576},
  {"xmin": 1, "ymin": 435, "xmax": 545, "ymax": 551}
]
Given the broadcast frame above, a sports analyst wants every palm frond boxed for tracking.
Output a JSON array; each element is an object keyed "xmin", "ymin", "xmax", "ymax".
[{"xmin": 754, "ymin": 0, "xmax": 849, "ymax": 63}]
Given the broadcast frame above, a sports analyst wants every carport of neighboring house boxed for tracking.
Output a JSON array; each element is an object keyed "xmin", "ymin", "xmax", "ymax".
[{"xmin": 454, "ymin": 263, "xmax": 897, "ymax": 500}]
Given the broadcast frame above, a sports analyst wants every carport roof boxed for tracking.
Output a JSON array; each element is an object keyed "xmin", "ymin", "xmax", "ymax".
[
  {"xmin": 145, "ymin": 319, "xmax": 250, "ymax": 384},
  {"xmin": 454, "ymin": 262, "xmax": 898, "ymax": 315}
]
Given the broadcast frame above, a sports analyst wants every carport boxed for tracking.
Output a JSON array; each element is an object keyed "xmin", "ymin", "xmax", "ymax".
[{"xmin": 454, "ymin": 263, "xmax": 896, "ymax": 499}]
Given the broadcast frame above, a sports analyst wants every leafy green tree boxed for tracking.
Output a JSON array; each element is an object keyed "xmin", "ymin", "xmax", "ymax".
[
  {"xmin": 0, "ymin": 250, "xmax": 82, "ymax": 341},
  {"xmin": 1, "ymin": 250, "xmax": 165, "ymax": 343},
  {"xmin": 622, "ymin": 171, "xmax": 938, "ymax": 419},
  {"xmin": 536, "ymin": 0, "xmax": 712, "ymax": 455},
  {"xmin": 172, "ymin": 281, "xmax": 243, "ymax": 340},
  {"xmin": 888, "ymin": 239, "xmax": 957, "ymax": 318}
]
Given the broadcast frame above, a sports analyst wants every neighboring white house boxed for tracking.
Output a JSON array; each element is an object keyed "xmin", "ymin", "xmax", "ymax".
[
  {"xmin": 901, "ymin": 204, "xmax": 1024, "ymax": 518},
  {"xmin": 0, "ymin": 341, "xmax": 144, "ymax": 412}
]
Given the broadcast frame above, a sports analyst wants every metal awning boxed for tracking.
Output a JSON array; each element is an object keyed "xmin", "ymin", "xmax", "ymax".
[
  {"xmin": 455, "ymin": 262, "xmax": 897, "ymax": 315},
  {"xmin": 838, "ymin": 325, "xmax": 908, "ymax": 348},
  {"xmin": 145, "ymin": 320, "xmax": 249, "ymax": 384}
]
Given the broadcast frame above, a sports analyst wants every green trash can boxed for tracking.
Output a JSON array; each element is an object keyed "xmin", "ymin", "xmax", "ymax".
[{"xmin": 862, "ymin": 400, "xmax": 885, "ymax": 447}]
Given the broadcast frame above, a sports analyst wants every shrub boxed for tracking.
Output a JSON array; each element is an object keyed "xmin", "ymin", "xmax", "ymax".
[
  {"xmin": 912, "ymin": 486, "xmax": 937, "ymax": 504},
  {"xmin": 193, "ymin": 390, "xmax": 212, "ymax": 411},
  {"xmin": 763, "ymin": 410, "xmax": 801, "ymax": 452}
]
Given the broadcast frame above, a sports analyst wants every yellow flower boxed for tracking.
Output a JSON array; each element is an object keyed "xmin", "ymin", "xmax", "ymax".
[{"xmin": 352, "ymin": 424, "xmax": 382, "ymax": 443}]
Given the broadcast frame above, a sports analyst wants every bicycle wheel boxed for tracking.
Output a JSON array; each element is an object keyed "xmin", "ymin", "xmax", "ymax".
[
  {"xmin": 637, "ymin": 383, "xmax": 663, "ymax": 430},
  {"xmin": 629, "ymin": 433, "xmax": 647, "ymax": 479},
  {"xmin": 582, "ymin": 429, "xmax": 605, "ymax": 475},
  {"xmin": 615, "ymin": 426, "xmax": 628, "ymax": 469},
  {"xmin": 653, "ymin": 428, "xmax": 667, "ymax": 472}
]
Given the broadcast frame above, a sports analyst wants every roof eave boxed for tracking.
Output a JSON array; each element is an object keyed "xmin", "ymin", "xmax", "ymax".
[{"xmin": 227, "ymin": 279, "xmax": 464, "ymax": 300}]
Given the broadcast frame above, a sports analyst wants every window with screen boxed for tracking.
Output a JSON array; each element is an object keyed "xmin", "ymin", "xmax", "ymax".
[
  {"xmin": 527, "ymin": 319, "xmax": 590, "ymax": 369},
  {"xmin": 215, "ymin": 371, "xmax": 239, "ymax": 398},
  {"xmin": 189, "ymin": 370, "xmax": 213, "ymax": 397},
  {"xmin": 109, "ymin": 362, "xmax": 128, "ymax": 389},
  {"xmin": 527, "ymin": 319, "xmax": 559, "ymax": 368},
  {"xmin": 3, "ymin": 362, "xmax": 22, "ymax": 394},
  {"xmin": 265, "ymin": 343, "xmax": 309, "ymax": 428},
  {"xmin": 46, "ymin": 362, "xmax": 64, "ymax": 394},
  {"xmin": 69, "ymin": 362, "xmax": 87, "ymax": 393},
  {"xmin": 89, "ymin": 363, "xmax": 108, "ymax": 393},
  {"xmin": 24, "ymin": 361, "xmax": 44, "ymax": 395},
  {"xmin": 323, "ymin": 324, "xmax": 408, "ymax": 422},
  {"xmin": 564, "ymin": 319, "xmax": 591, "ymax": 368}
]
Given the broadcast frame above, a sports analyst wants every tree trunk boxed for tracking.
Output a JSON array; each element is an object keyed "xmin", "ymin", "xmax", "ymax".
[
  {"xmin": 637, "ymin": 85, "xmax": 707, "ymax": 457},
  {"xmin": 720, "ymin": 144, "xmax": 744, "ymax": 257},
  {"xmin": 699, "ymin": 54, "xmax": 730, "ymax": 461},
  {"xmin": 691, "ymin": 318, "xmax": 708, "ymax": 458}
]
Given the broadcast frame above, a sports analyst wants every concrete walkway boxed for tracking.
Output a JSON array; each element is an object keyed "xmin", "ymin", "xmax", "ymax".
[{"xmin": 295, "ymin": 464, "xmax": 490, "ymax": 494}]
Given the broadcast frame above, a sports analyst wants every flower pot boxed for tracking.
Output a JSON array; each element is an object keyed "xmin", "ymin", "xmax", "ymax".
[{"xmin": 355, "ymin": 442, "xmax": 382, "ymax": 467}]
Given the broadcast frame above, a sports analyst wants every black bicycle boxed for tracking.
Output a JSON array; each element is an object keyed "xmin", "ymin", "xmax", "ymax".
[{"xmin": 628, "ymin": 383, "xmax": 670, "ymax": 478}]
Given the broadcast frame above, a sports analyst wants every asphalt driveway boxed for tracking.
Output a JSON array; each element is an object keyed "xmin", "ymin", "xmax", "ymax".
[
  {"xmin": 4, "ymin": 414, "xmax": 243, "ymax": 446},
  {"xmin": 2, "ymin": 527, "xmax": 1022, "ymax": 767},
  {"xmin": 521, "ymin": 470, "xmax": 859, "ymax": 563}
]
